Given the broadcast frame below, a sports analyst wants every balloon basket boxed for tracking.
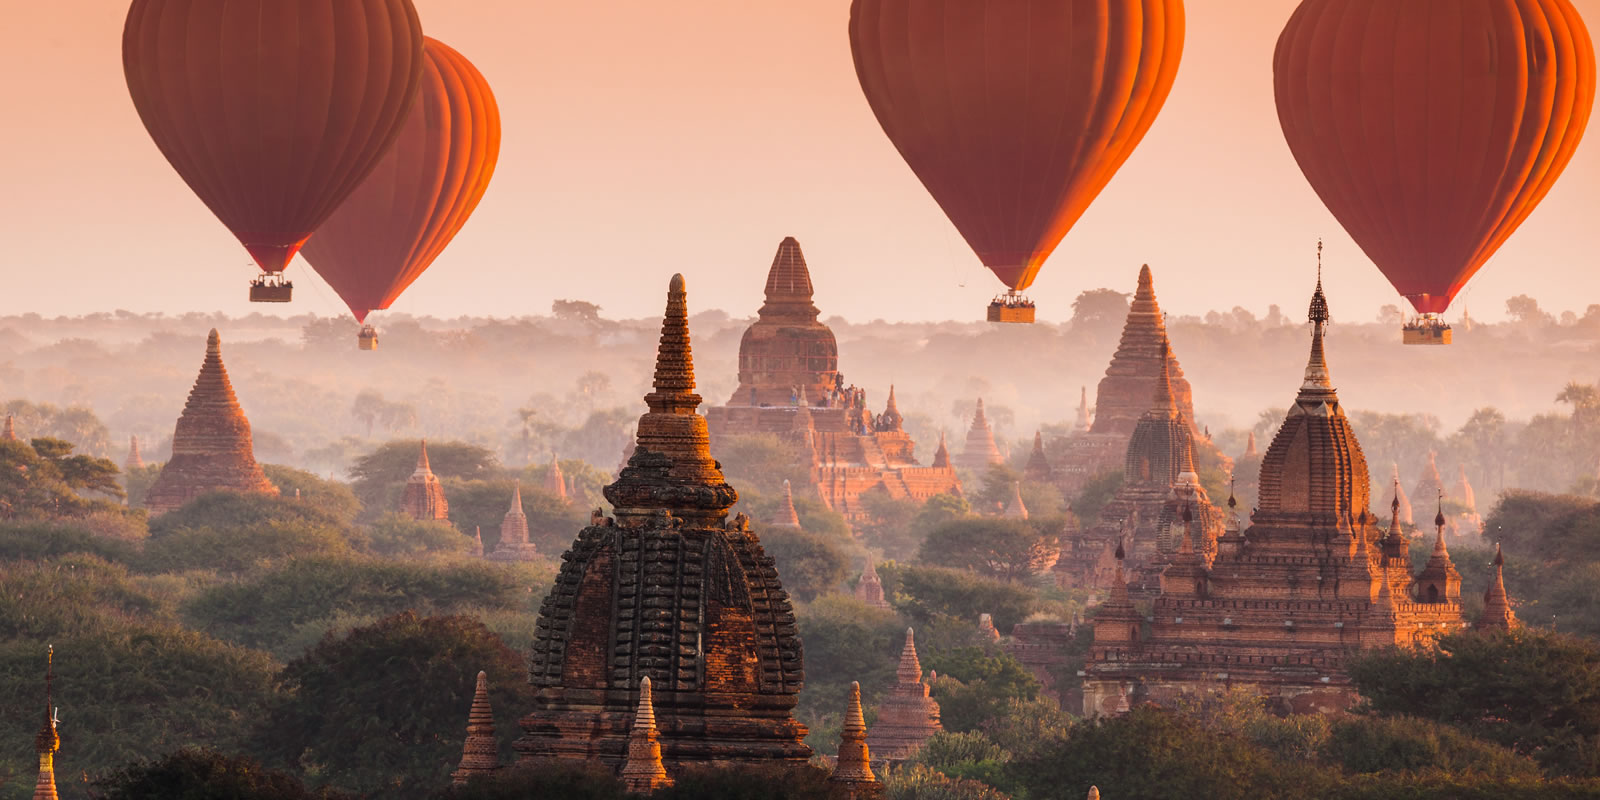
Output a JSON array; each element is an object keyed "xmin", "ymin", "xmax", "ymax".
[
  {"xmin": 248, "ymin": 273, "xmax": 293, "ymax": 303},
  {"xmin": 358, "ymin": 325, "xmax": 379, "ymax": 351},
  {"xmin": 1402, "ymin": 317, "xmax": 1451, "ymax": 345},
  {"xmin": 987, "ymin": 293, "xmax": 1035, "ymax": 324}
]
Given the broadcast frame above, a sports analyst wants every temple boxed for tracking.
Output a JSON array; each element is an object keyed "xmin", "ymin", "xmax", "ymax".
[
  {"xmin": 1082, "ymin": 272, "xmax": 1491, "ymax": 716},
  {"xmin": 1050, "ymin": 266, "xmax": 1201, "ymax": 493},
  {"xmin": 770, "ymin": 479, "xmax": 802, "ymax": 528},
  {"xmin": 124, "ymin": 436, "xmax": 144, "ymax": 471},
  {"xmin": 1390, "ymin": 465, "xmax": 1414, "ymax": 528},
  {"xmin": 451, "ymin": 671, "xmax": 500, "ymax": 786},
  {"xmin": 705, "ymin": 239, "xmax": 960, "ymax": 521},
  {"xmin": 1055, "ymin": 345, "xmax": 1222, "ymax": 598},
  {"xmin": 487, "ymin": 482, "xmax": 538, "ymax": 562},
  {"xmin": 855, "ymin": 559, "xmax": 890, "ymax": 610},
  {"xmin": 33, "ymin": 647, "xmax": 58, "ymax": 800},
  {"xmin": 620, "ymin": 677, "xmax": 672, "ymax": 793},
  {"xmin": 544, "ymin": 456, "xmax": 568, "ymax": 503},
  {"xmin": 1475, "ymin": 544, "xmax": 1518, "ymax": 631},
  {"xmin": 1413, "ymin": 451, "xmax": 1444, "ymax": 507},
  {"xmin": 866, "ymin": 629, "xmax": 941, "ymax": 761},
  {"xmin": 143, "ymin": 330, "xmax": 277, "ymax": 514},
  {"xmin": 956, "ymin": 399, "xmax": 1004, "ymax": 472},
  {"xmin": 1024, "ymin": 432, "xmax": 1053, "ymax": 483},
  {"xmin": 518, "ymin": 275, "xmax": 810, "ymax": 771},
  {"xmin": 830, "ymin": 682, "xmax": 882, "ymax": 799},
  {"xmin": 1, "ymin": 414, "xmax": 16, "ymax": 441},
  {"xmin": 400, "ymin": 441, "xmax": 450, "ymax": 522}
]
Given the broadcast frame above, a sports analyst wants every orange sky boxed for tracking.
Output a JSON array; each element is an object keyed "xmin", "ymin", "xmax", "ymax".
[{"xmin": 1, "ymin": 1, "xmax": 1596, "ymax": 324}]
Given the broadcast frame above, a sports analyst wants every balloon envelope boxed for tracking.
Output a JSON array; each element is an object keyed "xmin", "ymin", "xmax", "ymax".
[
  {"xmin": 123, "ymin": 0, "xmax": 426, "ymax": 276},
  {"xmin": 849, "ymin": 0, "xmax": 1185, "ymax": 292},
  {"xmin": 301, "ymin": 38, "xmax": 503, "ymax": 323},
  {"xmin": 1274, "ymin": 0, "xmax": 1595, "ymax": 315}
]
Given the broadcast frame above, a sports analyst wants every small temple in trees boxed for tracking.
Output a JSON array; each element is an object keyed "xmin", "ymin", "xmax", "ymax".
[
  {"xmin": 705, "ymin": 238, "xmax": 960, "ymax": 521},
  {"xmin": 487, "ymin": 482, "xmax": 538, "ymax": 562},
  {"xmin": 400, "ymin": 441, "xmax": 450, "ymax": 522},
  {"xmin": 517, "ymin": 274, "xmax": 811, "ymax": 769},
  {"xmin": 866, "ymin": 628, "xmax": 942, "ymax": 761},
  {"xmin": 143, "ymin": 330, "xmax": 277, "ymax": 514},
  {"xmin": 1081, "ymin": 276, "xmax": 1515, "ymax": 716}
]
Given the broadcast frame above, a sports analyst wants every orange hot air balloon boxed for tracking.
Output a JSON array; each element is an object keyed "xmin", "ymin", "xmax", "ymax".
[
  {"xmin": 300, "ymin": 38, "xmax": 502, "ymax": 336},
  {"xmin": 122, "ymin": 0, "xmax": 425, "ymax": 302},
  {"xmin": 850, "ymin": 0, "xmax": 1185, "ymax": 320},
  {"xmin": 1275, "ymin": 0, "xmax": 1595, "ymax": 342}
]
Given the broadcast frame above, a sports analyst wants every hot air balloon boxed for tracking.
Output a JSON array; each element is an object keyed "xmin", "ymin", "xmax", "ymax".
[
  {"xmin": 122, "ymin": 0, "xmax": 426, "ymax": 303},
  {"xmin": 850, "ymin": 0, "xmax": 1185, "ymax": 323},
  {"xmin": 300, "ymin": 38, "xmax": 502, "ymax": 350},
  {"xmin": 1275, "ymin": 0, "xmax": 1595, "ymax": 345}
]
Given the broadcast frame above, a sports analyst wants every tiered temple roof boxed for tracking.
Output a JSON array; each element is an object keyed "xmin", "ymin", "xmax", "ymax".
[
  {"xmin": 620, "ymin": 677, "xmax": 672, "ymax": 793},
  {"xmin": 729, "ymin": 238, "xmax": 838, "ymax": 407},
  {"xmin": 1024, "ymin": 432, "xmax": 1053, "ymax": 483},
  {"xmin": 1083, "ymin": 272, "xmax": 1487, "ymax": 716},
  {"xmin": 855, "ymin": 559, "xmax": 890, "ymax": 609},
  {"xmin": 706, "ymin": 239, "xmax": 959, "ymax": 520},
  {"xmin": 518, "ymin": 275, "xmax": 810, "ymax": 771},
  {"xmin": 451, "ymin": 671, "xmax": 500, "ymax": 786},
  {"xmin": 488, "ymin": 482, "xmax": 538, "ymax": 562},
  {"xmin": 956, "ymin": 399, "xmax": 1003, "ymax": 472},
  {"xmin": 400, "ymin": 441, "xmax": 450, "ymax": 522},
  {"xmin": 770, "ymin": 479, "xmax": 802, "ymax": 528},
  {"xmin": 143, "ymin": 330, "xmax": 277, "ymax": 514},
  {"xmin": 866, "ymin": 629, "xmax": 941, "ymax": 761},
  {"xmin": 124, "ymin": 436, "xmax": 144, "ymax": 471}
]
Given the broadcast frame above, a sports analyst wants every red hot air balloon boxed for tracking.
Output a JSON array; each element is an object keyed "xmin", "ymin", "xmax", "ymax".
[
  {"xmin": 1275, "ymin": 0, "xmax": 1595, "ymax": 345},
  {"xmin": 123, "ymin": 0, "xmax": 425, "ymax": 302},
  {"xmin": 850, "ymin": 0, "xmax": 1185, "ymax": 323},
  {"xmin": 300, "ymin": 38, "xmax": 502, "ymax": 349}
]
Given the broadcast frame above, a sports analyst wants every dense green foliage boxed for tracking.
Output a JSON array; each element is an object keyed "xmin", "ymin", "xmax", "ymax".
[
  {"xmin": 918, "ymin": 519, "xmax": 1060, "ymax": 582},
  {"xmin": 0, "ymin": 437, "xmax": 123, "ymax": 519},
  {"xmin": 760, "ymin": 526, "xmax": 849, "ymax": 601},
  {"xmin": 90, "ymin": 749, "xmax": 347, "ymax": 800}
]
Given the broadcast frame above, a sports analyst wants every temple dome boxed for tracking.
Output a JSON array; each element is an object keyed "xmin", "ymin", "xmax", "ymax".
[{"xmin": 730, "ymin": 238, "xmax": 839, "ymax": 407}]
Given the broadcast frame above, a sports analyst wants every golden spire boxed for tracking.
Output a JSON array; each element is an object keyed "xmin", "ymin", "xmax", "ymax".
[
  {"xmin": 621, "ymin": 676, "xmax": 672, "ymax": 792},
  {"xmin": 33, "ymin": 646, "xmax": 58, "ymax": 800},
  {"xmin": 830, "ymin": 681, "xmax": 877, "ymax": 786}
]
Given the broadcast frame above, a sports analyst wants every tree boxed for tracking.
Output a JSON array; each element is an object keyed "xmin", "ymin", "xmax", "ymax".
[
  {"xmin": 254, "ymin": 613, "xmax": 538, "ymax": 799},
  {"xmin": 1348, "ymin": 628, "xmax": 1600, "ymax": 776},
  {"xmin": 855, "ymin": 493, "xmax": 923, "ymax": 561},
  {"xmin": 139, "ymin": 520, "xmax": 355, "ymax": 576},
  {"xmin": 759, "ymin": 526, "xmax": 849, "ymax": 602},
  {"xmin": 92, "ymin": 749, "xmax": 347, "ymax": 800},
  {"xmin": 1071, "ymin": 470, "xmax": 1123, "ymax": 524},
  {"xmin": 442, "ymin": 478, "xmax": 586, "ymax": 555},
  {"xmin": 918, "ymin": 519, "xmax": 1059, "ymax": 582},
  {"xmin": 437, "ymin": 761, "xmax": 627, "ymax": 800},
  {"xmin": 348, "ymin": 440, "xmax": 501, "ymax": 516},
  {"xmin": 1506, "ymin": 294, "xmax": 1554, "ymax": 326},
  {"xmin": 551, "ymin": 299, "xmax": 602, "ymax": 323},
  {"xmin": 1322, "ymin": 716, "xmax": 1539, "ymax": 779},
  {"xmin": 365, "ymin": 512, "xmax": 474, "ymax": 559},
  {"xmin": 261, "ymin": 465, "xmax": 363, "ymax": 523},
  {"xmin": 0, "ymin": 437, "xmax": 125, "ymax": 519},
  {"xmin": 1377, "ymin": 304, "xmax": 1405, "ymax": 326},
  {"xmin": 924, "ymin": 648, "xmax": 1040, "ymax": 732},
  {"xmin": 1069, "ymin": 289, "xmax": 1131, "ymax": 339},
  {"xmin": 712, "ymin": 434, "xmax": 812, "ymax": 495},
  {"xmin": 894, "ymin": 566, "xmax": 1037, "ymax": 631},
  {"xmin": 147, "ymin": 491, "xmax": 348, "ymax": 539}
]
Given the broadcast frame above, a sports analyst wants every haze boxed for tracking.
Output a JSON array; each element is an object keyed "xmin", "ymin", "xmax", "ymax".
[{"xmin": 2, "ymin": 0, "xmax": 1596, "ymax": 323}]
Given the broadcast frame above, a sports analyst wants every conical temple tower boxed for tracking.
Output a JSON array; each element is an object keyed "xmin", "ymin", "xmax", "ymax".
[
  {"xmin": 855, "ymin": 559, "xmax": 890, "ymax": 610},
  {"xmin": 1414, "ymin": 451, "xmax": 1444, "ymax": 507},
  {"xmin": 124, "ymin": 436, "xmax": 144, "ymax": 471},
  {"xmin": 143, "ymin": 330, "xmax": 277, "ymax": 514},
  {"xmin": 1475, "ymin": 544, "xmax": 1518, "ymax": 630},
  {"xmin": 1390, "ymin": 465, "xmax": 1414, "ymax": 527},
  {"xmin": 1244, "ymin": 432, "xmax": 1258, "ymax": 458},
  {"xmin": 1456, "ymin": 465, "xmax": 1477, "ymax": 514},
  {"xmin": 519, "ymin": 275, "xmax": 809, "ymax": 770},
  {"xmin": 1024, "ymin": 431, "xmax": 1053, "ymax": 483},
  {"xmin": 451, "ymin": 671, "xmax": 500, "ymax": 786},
  {"xmin": 1090, "ymin": 266, "xmax": 1196, "ymax": 437},
  {"xmin": 956, "ymin": 399, "xmax": 1003, "ymax": 471},
  {"xmin": 830, "ymin": 682, "xmax": 882, "ymax": 798},
  {"xmin": 866, "ymin": 629, "xmax": 941, "ymax": 761},
  {"xmin": 488, "ymin": 482, "xmax": 538, "ymax": 562},
  {"xmin": 1003, "ymin": 483, "xmax": 1029, "ymax": 520},
  {"xmin": 729, "ymin": 238, "xmax": 839, "ymax": 407},
  {"xmin": 931, "ymin": 432, "xmax": 952, "ymax": 469},
  {"xmin": 1074, "ymin": 387, "xmax": 1092, "ymax": 433},
  {"xmin": 544, "ymin": 456, "xmax": 568, "ymax": 502},
  {"xmin": 400, "ymin": 441, "xmax": 449, "ymax": 521},
  {"xmin": 1, "ymin": 414, "xmax": 16, "ymax": 442},
  {"xmin": 33, "ymin": 647, "xmax": 58, "ymax": 800},
  {"xmin": 620, "ymin": 676, "xmax": 672, "ymax": 793},
  {"xmin": 770, "ymin": 479, "xmax": 802, "ymax": 528}
]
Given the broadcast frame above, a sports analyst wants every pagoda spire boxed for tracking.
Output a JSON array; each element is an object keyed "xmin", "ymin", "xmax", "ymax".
[
  {"xmin": 451, "ymin": 671, "xmax": 500, "ymax": 786},
  {"xmin": 607, "ymin": 274, "xmax": 738, "ymax": 518},
  {"xmin": 897, "ymin": 628, "xmax": 922, "ymax": 684},
  {"xmin": 932, "ymin": 431, "xmax": 951, "ymax": 469},
  {"xmin": 880, "ymin": 385, "xmax": 904, "ymax": 431},
  {"xmin": 416, "ymin": 440, "xmax": 433, "ymax": 475},
  {"xmin": 508, "ymin": 480, "xmax": 524, "ymax": 516},
  {"xmin": 621, "ymin": 676, "xmax": 672, "ymax": 793},
  {"xmin": 125, "ymin": 436, "xmax": 144, "ymax": 471},
  {"xmin": 1003, "ymin": 482, "xmax": 1029, "ymax": 520},
  {"xmin": 1024, "ymin": 431, "xmax": 1053, "ymax": 483},
  {"xmin": 1300, "ymin": 243, "xmax": 1335, "ymax": 399},
  {"xmin": 33, "ymin": 646, "xmax": 58, "ymax": 800},
  {"xmin": 1244, "ymin": 431, "xmax": 1257, "ymax": 458},
  {"xmin": 1412, "ymin": 491, "xmax": 1463, "ymax": 604},
  {"xmin": 1, "ymin": 414, "xmax": 15, "ymax": 441},
  {"xmin": 1074, "ymin": 386, "xmax": 1091, "ymax": 432},
  {"xmin": 400, "ymin": 440, "xmax": 449, "ymax": 521},
  {"xmin": 1475, "ymin": 544, "xmax": 1518, "ymax": 630},
  {"xmin": 772, "ymin": 479, "xmax": 802, "ymax": 528},
  {"xmin": 829, "ymin": 682, "xmax": 879, "ymax": 793},
  {"xmin": 1154, "ymin": 341, "xmax": 1178, "ymax": 414},
  {"xmin": 758, "ymin": 237, "xmax": 820, "ymax": 319},
  {"xmin": 1391, "ymin": 464, "xmax": 1414, "ymax": 526},
  {"xmin": 544, "ymin": 456, "xmax": 567, "ymax": 502}
]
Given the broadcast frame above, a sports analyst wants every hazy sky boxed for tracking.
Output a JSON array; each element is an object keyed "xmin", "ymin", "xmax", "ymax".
[{"xmin": 2, "ymin": 1, "xmax": 1596, "ymax": 324}]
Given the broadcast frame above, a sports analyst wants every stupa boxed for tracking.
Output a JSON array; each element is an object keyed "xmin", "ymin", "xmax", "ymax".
[
  {"xmin": 706, "ymin": 239, "xmax": 960, "ymax": 519},
  {"xmin": 855, "ymin": 559, "xmax": 890, "ymax": 610},
  {"xmin": 830, "ymin": 682, "xmax": 882, "ymax": 799},
  {"xmin": 955, "ymin": 399, "xmax": 1004, "ymax": 472},
  {"xmin": 866, "ymin": 629, "xmax": 942, "ymax": 761},
  {"xmin": 518, "ymin": 275, "xmax": 810, "ymax": 770},
  {"xmin": 143, "ymin": 330, "xmax": 277, "ymax": 514},
  {"xmin": 1024, "ymin": 432, "xmax": 1053, "ymax": 483},
  {"xmin": 32, "ymin": 647, "xmax": 58, "ymax": 800},
  {"xmin": 770, "ymin": 479, "xmax": 803, "ymax": 528},
  {"xmin": 1082, "ymin": 270, "xmax": 1489, "ymax": 716},
  {"xmin": 1002, "ymin": 483, "xmax": 1029, "ymax": 520},
  {"xmin": 620, "ymin": 677, "xmax": 672, "ymax": 793},
  {"xmin": 399, "ymin": 440, "xmax": 449, "ymax": 522},
  {"xmin": 1, "ymin": 415, "xmax": 16, "ymax": 441},
  {"xmin": 1413, "ymin": 451, "xmax": 1444, "ymax": 507},
  {"xmin": 124, "ymin": 436, "xmax": 144, "ymax": 471},
  {"xmin": 487, "ymin": 482, "xmax": 539, "ymax": 562},
  {"xmin": 451, "ymin": 671, "xmax": 500, "ymax": 786},
  {"xmin": 1475, "ymin": 544, "xmax": 1518, "ymax": 630},
  {"xmin": 1051, "ymin": 266, "xmax": 1200, "ymax": 493},
  {"xmin": 1390, "ymin": 465, "xmax": 1414, "ymax": 527},
  {"xmin": 1073, "ymin": 387, "xmax": 1092, "ymax": 433},
  {"xmin": 544, "ymin": 456, "xmax": 568, "ymax": 502}
]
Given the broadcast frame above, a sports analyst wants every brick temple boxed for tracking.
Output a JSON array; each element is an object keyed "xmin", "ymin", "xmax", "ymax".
[
  {"xmin": 1055, "ymin": 345, "xmax": 1223, "ymax": 598},
  {"xmin": 1050, "ymin": 266, "xmax": 1201, "ymax": 494},
  {"xmin": 400, "ymin": 441, "xmax": 450, "ymax": 522},
  {"xmin": 866, "ymin": 628, "xmax": 942, "ymax": 761},
  {"xmin": 143, "ymin": 330, "xmax": 277, "ymax": 514},
  {"xmin": 705, "ymin": 238, "xmax": 960, "ymax": 521},
  {"xmin": 1081, "ymin": 277, "xmax": 1510, "ymax": 716},
  {"xmin": 518, "ymin": 274, "xmax": 810, "ymax": 771}
]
